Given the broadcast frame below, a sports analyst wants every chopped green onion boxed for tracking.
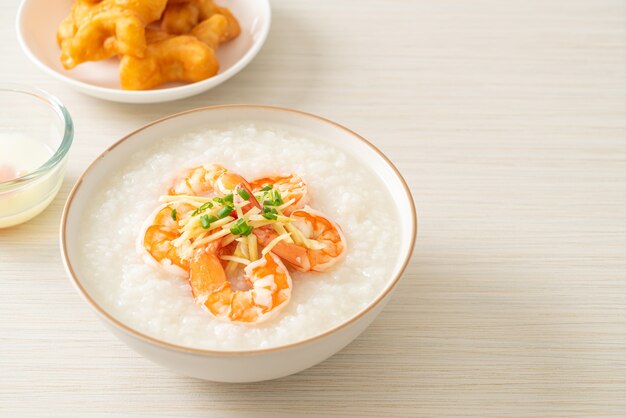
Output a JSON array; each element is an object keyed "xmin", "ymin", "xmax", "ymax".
[
  {"xmin": 217, "ymin": 206, "xmax": 233, "ymax": 219},
  {"xmin": 230, "ymin": 218, "xmax": 253, "ymax": 236},
  {"xmin": 264, "ymin": 189, "xmax": 283, "ymax": 206},
  {"xmin": 213, "ymin": 197, "xmax": 224, "ymax": 204},
  {"xmin": 206, "ymin": 215, "xmax": 218, "ymax": 223},
  {"xmin": 262, "ymin": 206, "xmax": 278, "ymax": 220},
  {"xmin": 192, "ymin": 201, "xmax": 213, "ymax": 215},
  {"xmin": 200, "ymin": 214, "xmax": 211, "ymax": 229},
  {"xmin": 230, "ymin": 219, "xmax": 242, "ymax": 232},
  {"xmin": 223, "ymin": 194, "xmax": 234, "ymax": 204},
  {"xmin": 237, "ymin": 189, "xmax": 250, "ymax": 200},
  {"xmin": 260, "ymin": 185, "xmax": 272, "ymax": 192},
  {"xmin": 274, "ymin": 190, "xmax": 283, "ymax": 205},
  {"xmin": 171, "ymin": 208, "xmax": 177, "ymax": 221}
]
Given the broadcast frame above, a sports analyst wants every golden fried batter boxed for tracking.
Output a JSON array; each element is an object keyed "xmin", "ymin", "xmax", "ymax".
[
  {"xmin": 61, "ymin": 10, "xmax": 146, "ymax": 69},
  {"xmin": 190, "ymin": 14, "xmax": 227, "ymax": 50},
  {"xmin": 160, "ymin": 1, "xmax": 200, "ymax": 35},
  {"xmin": 57, "ymin": 0, "xmax": 239, "ymax": 90},
  {"xmin": 194, "ymin": 0, "xmax": 240, "ymax": 42},
  {"xmin": 160, "ymin": 0, "xmax": 239, "ymax": 42},
  {"xmin": 73, "ymin": 0, "xmax": 168, "ymax": 26},
  {"xmin": 119, "ymin": 35, "xmax": 218, "ymax": 90},
  {"xmin": 145, "ymin": 27, "xmax": 173, "ymax": 44},
  {"xmin": 59, "ymin": 0, "xmax": 168, "ymax": 69},
  {"xmin": 56, "ymin": 15, "xmax": 77, "ymax": 47}
]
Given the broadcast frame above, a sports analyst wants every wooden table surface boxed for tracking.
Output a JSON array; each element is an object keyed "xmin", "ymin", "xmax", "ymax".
[{"xmin": 1, "ymin": 0, "xmax": 625, "ymax": 416}]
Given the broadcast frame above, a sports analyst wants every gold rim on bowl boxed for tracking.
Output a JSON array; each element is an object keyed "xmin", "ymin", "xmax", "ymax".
[{"xmin": 60, "ymin": 104, "xmax": 418, "ymax": 356}]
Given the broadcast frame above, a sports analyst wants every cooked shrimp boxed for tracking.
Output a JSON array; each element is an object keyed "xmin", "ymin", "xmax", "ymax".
[
  {"xmin": 189, "ymin": 241, "xmax": 292, "ymax": 323},
  {"xmin": 169, "ymin": 164, "xmax": 258, "ymax": 204},
  {"xmin": 169, "ymin": 163, "xmax": 226, "ymax": 196},
  {"xmin": 253, "ymin": 207, "xmax": 346, "ymax": 272},
  {"xmin": 250, "ymin": 174, "xmax": 309, "ymax": 215},
  {"xmin": 139, "ymin": 202, "xmax": 195, "ymax": 276},
  {"xmin": 139, "ymin": 165, "xmax": 349, "ymax": 324}
]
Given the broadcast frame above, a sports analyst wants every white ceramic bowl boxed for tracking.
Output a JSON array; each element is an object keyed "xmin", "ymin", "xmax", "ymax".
[
  {"xmin": 60, "ymin": 105, "xmax": 417, "ymax": 382},
  {"xmin": 16, "ymin": 0, "xmax": 270, "ymax": 103}
]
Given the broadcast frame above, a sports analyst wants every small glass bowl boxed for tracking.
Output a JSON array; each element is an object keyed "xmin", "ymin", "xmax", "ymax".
[{"xmin": 0, "ymin": 84, "xmax": 73, "ymax": 228}]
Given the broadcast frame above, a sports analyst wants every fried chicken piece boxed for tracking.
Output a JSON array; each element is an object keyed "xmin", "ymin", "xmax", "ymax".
[{"xmin": 119, "ymin": 35, "xmax": 218, "ymax": 90}]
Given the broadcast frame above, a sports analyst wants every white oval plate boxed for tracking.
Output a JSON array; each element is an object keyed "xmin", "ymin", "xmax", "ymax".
[{"xmin": 16, "ymin": 0, "xmax": 271, "ymax": 103}]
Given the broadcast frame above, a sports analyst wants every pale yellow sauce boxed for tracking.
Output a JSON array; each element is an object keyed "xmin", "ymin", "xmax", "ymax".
[
  {"xmin": 0, "ymin": 135, "xmax": 61, "ymax": 228},
  {"xmin": 0, "ymin": 134, "xmax": 52, "ymax": 181}
]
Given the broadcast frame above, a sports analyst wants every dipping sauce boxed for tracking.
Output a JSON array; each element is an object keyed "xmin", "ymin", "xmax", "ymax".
[
  {"xmin": 0, "ymin": 134, "xmax": 65, "ymax": 228},
  {"xmin": 0, "ymin": 134, "xmax": 53, "ymax": 181},
  {"xmin": 0, "ymin": 84, "xmax": 73, "ymax": 228}
]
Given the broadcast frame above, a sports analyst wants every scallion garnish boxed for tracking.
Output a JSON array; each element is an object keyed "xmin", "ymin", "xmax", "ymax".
[
  {"xmin": 265, "ymin": 190, "xmax": 283, "ymax": 206},
  {"xmin": 213, "ymin": 197, "xmax": 224, "ymax": 204},
  {"xmin": 260, "ymin": 185, "xmax": 272, "ymax": 192},
  {"xmin": 223, "ymin": 194, "xmax": 234, "ymax": 204},
  {"xmin": 230, "ymin": 218, "xmax": 253, "ymax": 236},
  {"xmin": 171, "ymin": 208, "xmax": 177, "ymax": 221},
  {"xmin": 200, "ymin": 214, "xmax": 211, "ymax": 229},
  {"xmin": 192, "ymin": 201, "xmax": 213, "ymax": 215},
  {"xmin": 274, "ymin": 190, "xmax": 283, "ymax": 205},
  {"xmin": 237, "ymin": 189, "xmax": 250, "ymax": 200},
  {"xmin": 217, "ymin": 206, "xmax": 233, "ymax": 219},
  {"xmin": 262, "ymin": 206, "xmax": 278, "ymax": 220}
]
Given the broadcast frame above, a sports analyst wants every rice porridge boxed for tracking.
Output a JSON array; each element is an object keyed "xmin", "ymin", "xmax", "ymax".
[{"xmin": 78, "ymin": 123, "xmax": 400, "ymax": 350}]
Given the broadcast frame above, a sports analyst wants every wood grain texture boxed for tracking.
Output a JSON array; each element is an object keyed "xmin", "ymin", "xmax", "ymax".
[{"xmin": 1, "ymin": 0, "xmax": 625, "ymax": 416}]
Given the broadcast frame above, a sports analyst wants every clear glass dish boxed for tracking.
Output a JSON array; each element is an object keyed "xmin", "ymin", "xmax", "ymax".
[{"xmin": 0, "ymin": 84, "xmax": 73, "ymax": 228}]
